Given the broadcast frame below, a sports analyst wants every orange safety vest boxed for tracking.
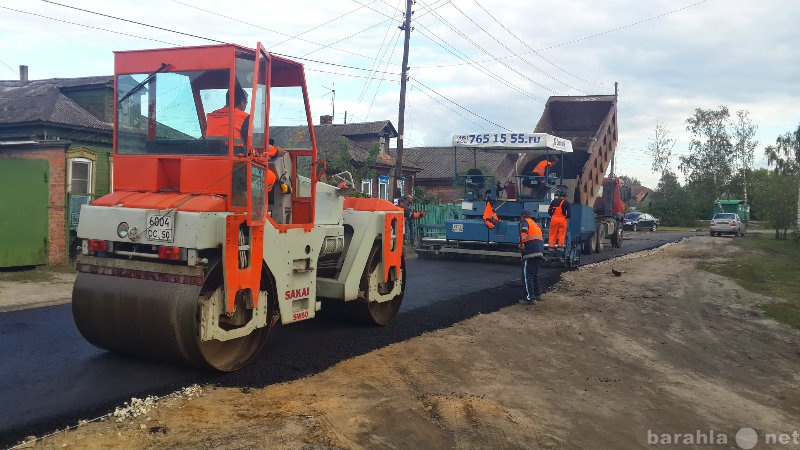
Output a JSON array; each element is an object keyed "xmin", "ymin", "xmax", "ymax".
[
  {"xmin": 551, "ymin": 199, "xmax": 566, "ymax": 218},
  {"xmin": 520, "ymin": 218, "xmax": 543, "ymax": 242},
  {"xmin": 206, "ymin": 106, "xmax": 249, "ymax": 145},
  {"xmin": 532, "ymin": 159, "xmax": 551, "ymax": 176},
  {"xmin": 483, "ymin": 203, "xmax": 499, "ymax": 229}
]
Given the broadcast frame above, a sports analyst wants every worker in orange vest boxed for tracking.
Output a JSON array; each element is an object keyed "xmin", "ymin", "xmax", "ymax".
[
  {"xmin": 206, "ymin": 87, "xmax": 250, "ymax": 149},
  {"xmin": 532, "ymin": 155, "xmax": 558, "ymax": 177},
  {"xmin": 483, "ymin": 202, "xmax": 499, "ymax": 229},
  {"xmin": 519, "ymin": 209, "xmax": 544, "ymax": 303},
  {"xmin": 547, "ymin": 189, "xmax": 571, "ymax": 252},
  {"xmin": 532, "ymin": 155, "xmax": 558, "ymax": 198}
]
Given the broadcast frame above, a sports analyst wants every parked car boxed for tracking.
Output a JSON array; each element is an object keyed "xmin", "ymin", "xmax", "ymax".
[
  {"xmin": 709, "ymin": 213, "xmax": 745, "ymax": 237},
  {"xmin": 623, "ymin": 212, "xmax": 659, "ymax": 231}
]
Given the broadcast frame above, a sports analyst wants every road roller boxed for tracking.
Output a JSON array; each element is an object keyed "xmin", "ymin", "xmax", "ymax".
[{"xmin": 72, "ymin": 43, "xmax": 405, "ymax": 371}]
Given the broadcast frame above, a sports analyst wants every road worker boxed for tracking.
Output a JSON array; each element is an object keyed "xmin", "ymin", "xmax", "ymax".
[
  {"xmin": 519, "ymin": 209, "xmax": 544, "ymax": 304},
  {"xmin": 531, "ymin": 155, "xmax": 558, "ymax": 198},
  {"xmin": 483, "ymin": 202, "xmax": 499, "ymax": 229},
  {"xmin": 400, "ymin": 195, "xmax": 425, "ymax": 244},
  {"xmin": 206, "ymin": 86, "xmax": 250, "ymax": 149},
  {"xmin": 547, "ymin": 189, "xmax": 571, "ymax": 253}
]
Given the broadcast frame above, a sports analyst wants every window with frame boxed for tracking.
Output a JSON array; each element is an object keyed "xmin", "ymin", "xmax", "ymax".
[
  {"xmin": 377, "ymin": 177, "xmax": 389, "ymax": 200},
  {"xmin": 361, "ymin": 179, "xmax": 372, "ymax": 197},
  {"xmin": 69, "ymin": 158, "xmax": 93, "ymax": 194}
]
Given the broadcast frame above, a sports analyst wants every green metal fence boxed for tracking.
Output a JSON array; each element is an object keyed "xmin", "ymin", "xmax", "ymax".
[{"xmin": 409, "ymin": 203, "xmax": 462, "ymax": 243}]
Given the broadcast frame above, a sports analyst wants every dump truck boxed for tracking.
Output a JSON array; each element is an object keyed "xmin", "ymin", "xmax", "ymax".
[
  {"xmin": 417, "ymin": 94, "xmax": 627, "ymax": 266},
  {"xmin": 71, "ymin": 43, "xmax": 405, "ymax": 372}
]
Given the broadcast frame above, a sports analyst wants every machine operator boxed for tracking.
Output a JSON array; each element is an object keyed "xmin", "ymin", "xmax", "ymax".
[{"xmin": 547, "ymin": 189, "xmax": 571, "ymax": 252}]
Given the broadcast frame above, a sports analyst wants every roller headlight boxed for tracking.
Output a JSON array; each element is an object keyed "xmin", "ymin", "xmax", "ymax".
[{"xmin": 117, "ymin": 222, "xmax": 130, "ymax": 238}]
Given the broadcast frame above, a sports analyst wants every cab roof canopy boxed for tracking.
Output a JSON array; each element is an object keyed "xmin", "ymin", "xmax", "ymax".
[{"xmin": 114, "ymin": 43, "xmax": 305, "ymax": 87}]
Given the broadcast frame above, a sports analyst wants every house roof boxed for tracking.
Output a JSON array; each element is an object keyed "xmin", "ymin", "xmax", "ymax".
[
  {"xmin": 311, "ymin": 125, "xmax": 377, "ymax": 163},
  {"xmin": 401, "ymin": 146, "xmax": 509, "ymax": 180},
  {"xmin": 0, "ymin": 76, "xmax": 113, "ymax": 131},
  {"xmin": 318, "ymin": 120, "xmax": 397, "ymax": 138}
]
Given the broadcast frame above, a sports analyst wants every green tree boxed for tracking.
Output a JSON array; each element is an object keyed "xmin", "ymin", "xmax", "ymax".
[
  {"xmin": 648, "ymin": 172, "xmax": 695, "ymax": 227},
  {"xmin": 679, "ymin": 106, "xmax": 734, "ymax": 208},
  {"xmin": 412, "ymin": 186, "xmax": 436, "ymax": 205},
  {"xmin": 749, "ymin": 169, "xmax": 799, "ymax": 239},
  {"xmin": 617, "ymin": 174, "xmax": 642, "ymax": 187},
  {"xmin": 328, "ymin": 137, "xmax": 356, "ymax": 175},
  {"xmin": 764, "ymin": 123, "xmax": 800, "ymax": 231}
]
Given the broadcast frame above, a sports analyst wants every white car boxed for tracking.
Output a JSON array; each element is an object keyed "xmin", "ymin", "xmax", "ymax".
[{"xmin": 709, "ymin": 213, "xmax": 745, "ymax": 237}]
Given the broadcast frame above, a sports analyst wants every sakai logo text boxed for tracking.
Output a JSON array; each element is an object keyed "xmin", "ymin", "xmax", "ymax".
[{"xmin": 285, "ymin": 287, "xmax": 310, "ymax": 300}]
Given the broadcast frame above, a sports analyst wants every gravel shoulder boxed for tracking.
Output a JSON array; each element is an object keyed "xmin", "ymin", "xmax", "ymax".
[{"xmin": 16, "ymin": 235, "xmax": 800, "ymax": 449}]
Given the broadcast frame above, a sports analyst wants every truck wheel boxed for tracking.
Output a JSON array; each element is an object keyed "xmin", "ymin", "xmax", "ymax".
[
  {"xmin": 595, "ymin": 228, "xmax": 605, "ymax": 253},
  {"xmin": 352, "ymin": 242, "xmax": 405, "ymax": 325},
  {"xmin": 610, "ymin": 226, "xmax": 623, "ymax": 248}
]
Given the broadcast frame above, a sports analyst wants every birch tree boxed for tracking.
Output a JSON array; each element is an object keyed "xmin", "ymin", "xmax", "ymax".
[
  {"xmin": 647, "ymin": 121, "xmax": 675, "ymax": 176},
  {"xmin": 731, "ymin": 110, "xmax": 757, "ymax": 204}
]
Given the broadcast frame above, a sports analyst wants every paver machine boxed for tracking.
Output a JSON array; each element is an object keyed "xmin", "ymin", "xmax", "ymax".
[
  {"xmin": 71, "ymin": 43, "xmax": 405, "ymax": 371},
  {"xmin": 417, "ymin": 132, "xmax": 582, "ymax": 266},
  {"xmin": 418, "ymin": 94, "xmax": 626, "ymax": 267}
]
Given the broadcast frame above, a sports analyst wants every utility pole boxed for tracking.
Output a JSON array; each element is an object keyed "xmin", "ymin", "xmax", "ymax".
[{"xmin": 394, "ymin": 0, "xmax": 413, "ymax": 199}]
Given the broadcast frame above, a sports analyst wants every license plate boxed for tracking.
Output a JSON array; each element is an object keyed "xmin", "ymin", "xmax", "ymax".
[
  {"xmin": 452, "ymin": 223, "xmax": 464, "ymax": 233},
  {"xmin": 146, "ymin": 213, "xmax": 174, "ymax": 242}
]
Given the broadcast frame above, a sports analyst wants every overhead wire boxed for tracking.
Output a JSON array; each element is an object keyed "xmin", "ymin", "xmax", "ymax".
[
  {"xmin": 446, "ymin": 1, "xmax": 564, "ymax": 95},
  {"xmin": 40, "ymin": 0, "xmax": 226, "ymax": 44},
  {"xmin": 167, "ymin": 0, "xmax": 376, "ymax": 61},
  {"xmin": 362, "ymin": 29, "xmax": 402, "ymax": 121},
  {"xmin": 413, "ymin": 2, "xmax": 546, "ymax": 102},
  {"xmin": 0, "ymin": 5, "xmax": 178, "ymax": 46},
  {"xmin": 413, "ymin": 21, "xmax": 542, "ymax": 102},
  {"xmin": 0, "ymin": 56, "xmax": 19, "ymax": 76},
  {"xmin": 470, "ymin": 0, "xmax": 596, "ymax": 91},
  {"xmin": 355, "ymin": 0, "xmax": 403, "ymax": 104},
  {"xmin": 412, "ymin": 77, "xmax": 510, "ymax": 131}
]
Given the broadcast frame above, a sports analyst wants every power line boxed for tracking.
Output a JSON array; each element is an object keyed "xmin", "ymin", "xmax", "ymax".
[
  {"xmin": 471, "ymin": 0, "xmax": 596, "ymax": 91},
  {"xmin": 539, "ymin": 0, "xmax": 711, "ymax": 52},
  {"xmin": 445, "ymin": 1, "xmax": 562, "ymax": 95},
  {"xmin": 272, "ymin": 0, "xmax": 382, "ymax": 49},
  {"xmin": 0, "ymin": 56, "xmax": 18, "ymax": 76},
  {"xmin": 414, "ymin": 0, "xmax": 708, "ymax": 77},
  {"xmin": 40, "ymin": 0, "xmax": 226, "ymax": 44},
  {"xmin": 0, "ymin": 5, "xmax": 178, "ymax": 46},
  {"xmin": 413, "ymin": 77, "xmax": 510, "ymax": 131},
  {"xmin": 413, "ymin": 21, "xmax": 544, "ymax": 102}
]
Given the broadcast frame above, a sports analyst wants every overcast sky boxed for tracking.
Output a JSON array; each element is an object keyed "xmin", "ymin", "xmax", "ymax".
[{"xmin": 1, "ymin": 0, "xmax": 798, "ymax": 187}]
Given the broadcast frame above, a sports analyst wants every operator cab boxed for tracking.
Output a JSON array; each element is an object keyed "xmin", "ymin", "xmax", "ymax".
[{"xmin": 113, "ymin": 44, "xmax": 320, "ymax": 226}]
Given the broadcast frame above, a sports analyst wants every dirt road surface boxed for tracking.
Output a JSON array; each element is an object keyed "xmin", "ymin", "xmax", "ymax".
[{"xmin": 14, "ymin": 236, "xmax": 800, "ymax": 449}]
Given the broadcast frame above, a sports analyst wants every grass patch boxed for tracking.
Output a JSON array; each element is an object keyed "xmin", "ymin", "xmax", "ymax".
[
  {"xmin": 0, "ymin": 264, "xmax": 75, "ymax": 283},
  {"xmin": 698, "ymin": 234, "xmax": 800, "ymax": 329}
]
